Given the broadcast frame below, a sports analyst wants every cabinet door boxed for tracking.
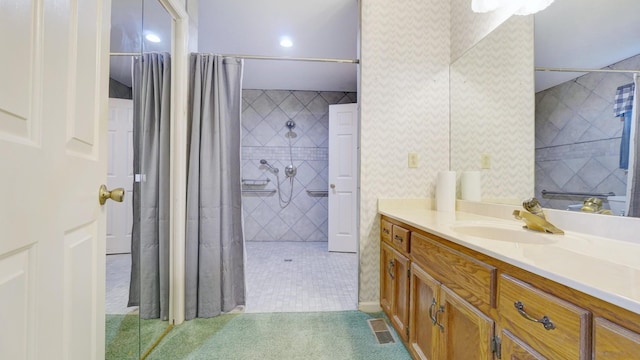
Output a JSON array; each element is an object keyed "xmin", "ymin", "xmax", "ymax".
[
  {"xmin": 594, "ymin": 317, "xmax": 640, "ymax": 359},
  {"xmin": 380, "ymin": 242, "xmax": 395, "ymax": 316},
  {"xmin": 409, "ymin": 263, "xmax": 440, "ymax": 360},
  {"xmin": 501, "ymin": 329, "xmax": 546, "ymax": 360},
  {"xmin": 439, "ymin": 286, "xmax": 494, "ymax": 360},
  {"xmin": 391, "ymin": 250, "xmax": 410, "ymax": 342}
]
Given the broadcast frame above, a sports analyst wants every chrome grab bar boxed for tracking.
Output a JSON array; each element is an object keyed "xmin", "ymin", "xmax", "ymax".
[{"xmin": 541, "ymin": 190, "xmax": 615, "ymax": 199}]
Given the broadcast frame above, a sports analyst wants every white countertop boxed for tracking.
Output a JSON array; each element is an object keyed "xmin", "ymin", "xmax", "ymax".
[{"xmin": 378, "ymin": 199, "xmax": 640, "ymax": 315}]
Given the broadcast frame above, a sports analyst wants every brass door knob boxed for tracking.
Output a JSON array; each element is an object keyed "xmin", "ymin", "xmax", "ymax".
[{"xmin": 99, "ymin": 185, "xmax": 125, "ymax": 205}]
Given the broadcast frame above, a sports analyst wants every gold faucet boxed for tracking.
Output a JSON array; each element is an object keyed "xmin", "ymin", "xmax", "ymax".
[
  {"xmin": 581, "ymin": 197, "xmax": 613, "ymax": 215},
  {"xmin": 513, "ymin": 198, "xmax": 564, "ymax": 235}
]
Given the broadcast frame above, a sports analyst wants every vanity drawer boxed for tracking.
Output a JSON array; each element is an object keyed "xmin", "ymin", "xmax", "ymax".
[
  {"xmin": 410, "ymin": 231, "xmax": 496, "ymax": 310},
  {"xmin": 391, "ymin": 225, "xmax": 410, "ymax": 253},
  {"xmin": 380, "ymin": 219, "xmax": 392, "ymax": 244},
  {"xmin": 498, "ymin": 274, "xmax": 591, "ymax": 359}
]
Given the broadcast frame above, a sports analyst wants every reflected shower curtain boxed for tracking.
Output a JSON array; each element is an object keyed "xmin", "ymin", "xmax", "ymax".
[
  {"xmin": 185, "ymin": 54, "xmax": 245, "ymax": 319},
  {"xmin": 129, "ymin": 53, "xmax": 171, "ymax": 320}
]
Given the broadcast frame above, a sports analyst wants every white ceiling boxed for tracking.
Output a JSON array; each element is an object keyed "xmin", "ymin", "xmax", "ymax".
[
  {"xmin": 534, "ymin": 0, "xmax": 640, "ymax": 91},
  {"xmin": 197, "ymin": 0, "xmax": 359, "ymax": 92},
  {"xmin": 109, "ymin": 0, "xmax": 640, "ymax": 93}
]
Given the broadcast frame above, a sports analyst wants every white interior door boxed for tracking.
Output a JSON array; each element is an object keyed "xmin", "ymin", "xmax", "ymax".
[
  {"xmin": 328, "ymin": 103, "xmax": 359, "ymax": 253},
  {"xmin": 107, "ymin": 98, "xmax": 134, "ymax": 254},
  {"xmin": 0, "ymin": 1, "xmax": 110, "ymax": 359}
]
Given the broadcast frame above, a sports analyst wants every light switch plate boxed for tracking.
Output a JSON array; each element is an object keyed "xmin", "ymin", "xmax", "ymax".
[
  {"xmin": 408, "ymin": 153, "xmax": 418, "ymax": 168},
  {"xmin": 481, "ymin": 153, "xmax": 491, "ymax": 169}
]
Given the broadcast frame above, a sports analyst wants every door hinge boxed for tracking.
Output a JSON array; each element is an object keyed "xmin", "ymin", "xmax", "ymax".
[
  {"xmin": 406, "ymin": 326, "xmax": 409, "ymax": 337},
  {"xmin": 407, "ymin": 268, "xmax": 411, "ymax": 278},
  {"xmin": 491, "ymin": 335, "xmax": 501, "ymax": 359}
]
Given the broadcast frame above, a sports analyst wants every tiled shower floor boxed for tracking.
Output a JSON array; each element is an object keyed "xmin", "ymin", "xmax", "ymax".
[
  {"xmin": 107, "ymin": 241, "xmax": 358, "ymax": 315},
  {"xmin": 244, "ymin": 241, "xmax": 358, "ymax": 313}
]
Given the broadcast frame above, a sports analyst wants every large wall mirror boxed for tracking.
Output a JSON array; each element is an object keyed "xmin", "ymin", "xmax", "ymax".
[
  {"xmin": 107, "ymin": 0, "xmax": 175, "ymax": 358},
  {"xmin": 534, "ymin": 0, "xmax": 640, "ymax": 216},
  {"xmin": 450, "ymin": 15, "xmax": 534, "ymax": 204},
  {"xmin": 451, "ymin": 0, "xmax": 640, "ymax": 218}
]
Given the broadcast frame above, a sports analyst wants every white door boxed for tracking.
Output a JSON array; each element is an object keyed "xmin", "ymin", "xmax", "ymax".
[
  {"xmin": 328, "ymin": 103, "xmax": 359, "ymax": 253},
  {"xmin": 107, "ymin": 99, "xmax": 134, "ymax": 254},
  {"xmin": 0, "ymin": 1, "xmax": 110, "ymax": 359}
]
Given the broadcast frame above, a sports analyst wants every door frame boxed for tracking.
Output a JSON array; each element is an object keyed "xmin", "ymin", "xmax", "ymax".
[{"xmin": 157, "ymin": 0, "xmax": 188, "ymax": 325}]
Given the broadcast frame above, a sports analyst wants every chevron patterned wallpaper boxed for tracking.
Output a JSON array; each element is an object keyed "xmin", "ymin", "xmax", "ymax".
[
  {"xmin": 450, "ymin": 15, "xmax": 535, "ymax": 202},
  {"xmin": 359, "ymin": 0, "xmax": 451, "ymax": 303},
  {"xmin": 358, "ymin": 2, "xmax": 534, "ymax": 304}
]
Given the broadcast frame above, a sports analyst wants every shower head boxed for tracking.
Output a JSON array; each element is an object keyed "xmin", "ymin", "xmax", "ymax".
[{"xmin": 259, "ymin": 159, "xmax": 279, "ymax": 173}]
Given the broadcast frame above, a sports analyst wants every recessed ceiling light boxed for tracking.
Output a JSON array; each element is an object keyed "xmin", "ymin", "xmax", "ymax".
[
  {"xmin": 280, "ymin": 37, "xmax": 293, "ymax": 48},
  {"xmin": 145, "ymin": 33, "xmax": 161, "ymax": 43}
]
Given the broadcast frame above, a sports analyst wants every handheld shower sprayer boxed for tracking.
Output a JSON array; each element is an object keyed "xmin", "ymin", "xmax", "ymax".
[{"xmin": 260, "ymin": 159, "xmax": 279, "ymax": 173}]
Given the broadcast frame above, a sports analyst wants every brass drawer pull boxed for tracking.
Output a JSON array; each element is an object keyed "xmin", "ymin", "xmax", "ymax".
[
  {"xmin": 428, "ymin": 298, "xmax": 438, "ymax": 325},
  {"xmin": 435, "ymin": 305, "xmax": 445, "ymax": 332},
  {"xmin": 382, "ymin": 228, "xmax": 390, "ymax": 235},
  {"xmin": 394, "ymin": 234, "xmax": 404, "ymax": 242},
  {"xmin": 387, "ymin": 260, "xmax": 395, "ymax": 280},
  {"xmin": 514, "ymin": 301, "xmax": 556, "ymax": 330}
]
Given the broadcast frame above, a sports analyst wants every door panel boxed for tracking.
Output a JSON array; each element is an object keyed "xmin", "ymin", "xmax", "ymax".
[
  {"xmin": 0, "ymin": 1, "xmax": 111, "ymax": 359},
  {"xmin": 380, "ymin": 242, "xmax": 394, "ymax": 315},
  {"xmin": 501, "ymin": 329, "xmax": 546, "ymax": 360},
  {"xmin": 439, "ymin": 286, "xmax": 494, "ymax": 360},
  {"xmin": 392, "ymin": 251, "xmax": 410, "ymax": 342},
  {"xmin": 409, "ymin": 263, "xmax": 440, "ymax": 360},
  {"xmin": 107, "ymin": 99, "xmax": 134, "ymax": 254},
  {"xmin": 0, "ymin": 0, "xmax": 35, "ymax": 142},
  {"xmin": 328, "ymin": 103, "xmax": 358, "ymax": 252}
]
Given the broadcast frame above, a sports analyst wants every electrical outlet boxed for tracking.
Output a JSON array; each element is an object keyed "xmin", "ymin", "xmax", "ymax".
[
  {"xmin": 481, "ymin": 153, "xmax": 491, "ymax": 169},
  {"xmin": 408, "ymin": 153, "xmax": 418, "ymax": 168}
]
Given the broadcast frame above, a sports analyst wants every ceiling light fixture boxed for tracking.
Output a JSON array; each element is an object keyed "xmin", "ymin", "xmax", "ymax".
[
  {"xmin": 145, "ymin": 33, "xmax": 161, "ymax": 43},
  {"xmin": 471, "ymin": 0, "xmax": 555, "ymax": 15},
  {"xmin": 280, "ymin": 37, "xmax": 293, "ymax": 48}
]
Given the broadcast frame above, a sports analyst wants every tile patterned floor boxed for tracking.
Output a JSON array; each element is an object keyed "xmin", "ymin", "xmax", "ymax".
[
  {"xmin": 107, "ymin": 241, "xmax": 358, "ymax": 315},
  {"xmin": 244, "ymin": 241, "xmax": 358, "ymax": 313},
  {"xmin": 106, "ymin": 254, "xmax": 138, "ymax": 314}
]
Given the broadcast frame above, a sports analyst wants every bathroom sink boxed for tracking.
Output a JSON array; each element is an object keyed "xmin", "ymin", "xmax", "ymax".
[{"xmin": 451, "ymin": 222, "xmax": 558, "ymax": 244}]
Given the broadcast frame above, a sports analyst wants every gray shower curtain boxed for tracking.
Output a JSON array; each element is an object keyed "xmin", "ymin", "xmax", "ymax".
[
  {"xmin": 185, "ymin": 54, "xmax": 245, "ymax": 319},
  {"xmin": 129, "ymin": 53, "xmax": 171, "ymax": 320}
]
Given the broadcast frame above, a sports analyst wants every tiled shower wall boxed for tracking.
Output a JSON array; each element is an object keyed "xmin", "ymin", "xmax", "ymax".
[
  {"xmin": 241, "ymin": 89, "xmax": 357, "ymax": 242},
  {"xmin": 535, "ymin": 54, "xmax": 639, "ymax": 210}
]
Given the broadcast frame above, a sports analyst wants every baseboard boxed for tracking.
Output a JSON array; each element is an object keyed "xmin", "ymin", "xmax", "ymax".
[{"xmin": 358, "ymin": 301, "xmax": 382, "ymax": 313}]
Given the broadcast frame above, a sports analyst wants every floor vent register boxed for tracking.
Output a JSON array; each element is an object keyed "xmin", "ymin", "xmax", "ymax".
[{"xmin": 367, "ymin": 318, "xmax": 395, "ymax": 344}]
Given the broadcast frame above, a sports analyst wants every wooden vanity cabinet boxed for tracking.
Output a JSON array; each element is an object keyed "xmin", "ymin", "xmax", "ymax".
[
  {"xmin": 437, "ymin": 285, "xmax": 495, "ymax": 359},
  {"xmin": 379, "ymin": 215, "xmax": 640, "ymax": 360},
  {"xmin": 408, "ymin": 262, "xmax": 495, "ymax": 360},
  {"xmin": 498, "ymin": 274, "xmax": 591, "ymax": 359},
  {"xmin": 499, "ymin": 329, "xmax": 546, "ymax": 360},
  {"xmin": 380, "ymin": 241, "xmax": 410, "ymax": 341},
  {"xmin": 408, "ymin": 263, "xmax": 439, "ymax": 359},
  {"xmin": 593, "ymin": 317, "xmax": 640, "ymax": 359}
]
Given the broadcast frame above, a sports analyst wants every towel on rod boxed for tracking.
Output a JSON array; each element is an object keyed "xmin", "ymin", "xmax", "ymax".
[
  {"xmin": 614, "ymin": 83, "xmax": 634, "ymax": 169},
  {"xmin": 614, "ymin": 83, "xmax": 634, "ymax": 117}
]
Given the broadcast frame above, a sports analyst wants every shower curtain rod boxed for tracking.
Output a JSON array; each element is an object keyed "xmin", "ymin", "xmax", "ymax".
[
  {"xmin": 110, "ymin": 52, "xmax": 141, "ymax": 56},
  {"xmin": 536, "ymin": 67, "xmax": 640, "ymax": 74},
  {"xmin": 111, "ymin": 52, "xmax": 359, "ymax": 64},
  {"xmin": 206, "ymin": 53, "xmax": 359, "ymax": 64}
]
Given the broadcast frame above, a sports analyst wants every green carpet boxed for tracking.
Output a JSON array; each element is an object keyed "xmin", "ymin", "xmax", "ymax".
[
  {"xmin": 145, "ymin": 311, "xmax": 411, "ymax": 360},
  {"xmin": 106, "ymin": 314, "xmax": 171, "ymax": 359}
]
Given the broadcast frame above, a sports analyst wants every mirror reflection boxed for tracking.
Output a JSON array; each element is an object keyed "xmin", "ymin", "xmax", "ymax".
[
  {"xmin": 106, "ymin": 0, "xmax": 173, "ymax": 358},
  {"xmin": 534, "ymin": 0, "xmax": 640, "ymax": 216}
]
